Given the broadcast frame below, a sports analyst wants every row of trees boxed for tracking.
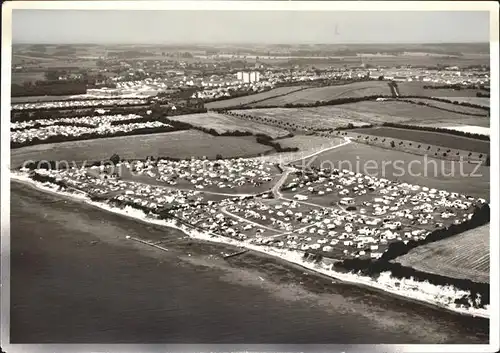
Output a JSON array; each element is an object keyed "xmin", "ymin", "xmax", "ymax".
[
  {"xmin": 221, "ymin": 110, "xmax": 305, "ymax": 131},
  {"xmin": 423, "ymin": 83, "xmax": 489, "ymax": 90},
  {"xmin": 217, "ymin": 95, "xmax": 393, "ymax": 111},
  {"xmin": 210, "ymin": 78, "xmax": 380, "ymax": 110},
  {"xmin": 400, "ymin": 95, "xmax": 489, "ymax": 111},
  {"xmin": 213, "ymin": 92, "xmax": 488, "ymax": 113},
  {"xmin": 381, "ymin": 122, "xmax": 490, "ymax": 141},
  {"xmin": 399, "ymin": 98, "xmax": 488, "ymax": 117},
  {"xmin": 387, "ymin": 81, "xmax": 399, "ymax": 97},
  {"xmin": 255, "ymin": 134, "xmax": 299, "ymax": 153}
]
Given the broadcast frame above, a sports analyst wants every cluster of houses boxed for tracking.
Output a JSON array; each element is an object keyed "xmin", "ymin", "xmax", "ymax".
[
  {"xmin": 193, "ymin": 81, "xmax": 274, "ymax": 101},
  {"xmin": 11, "ymin": 114, "xmax": 144, "ymax": 130},
  {"xmin": 170, "ymin": 200, "xmax": 274, "ymax": 241},
  {"xmin": 28, "ymin": 167, "xmax": 267, "ymax": 241},
  {"xmin": 11, "ymin": 120, "xmax": 170, "ymax": 143},
  {"xmin": 120, "ymin": 158, "xmax": 277, "ymax": 191},
  {"xmin": 371, "ymin": 67, "xmax": 490, "ymax": 85},
  {"xmin": 206, "ymin": 196, "xmax": 431, "ymax": 259},
  {"xmin": 283, "ymin": 167, "xmax": 485, "ymax": 230},
  {"xmin": 31, "ymin": 167, "xmax": 206, "ymax": 207},
  {"xmin": 11, "ymin": 98, "xmax": 148, "ymax": 111},
  {"xmin": 24, "ymin": 155, "xmax": 487, "ymax": 261},
  {"xmin": 22, "ymin": 141, "xmax": 488, "ymax": 262}
]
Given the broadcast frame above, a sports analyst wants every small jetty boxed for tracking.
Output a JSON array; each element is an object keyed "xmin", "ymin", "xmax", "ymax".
[
  {"xmin": 223, "ymin": 249, "xmax": 248, "ymax": 259},
  {"xmin": 127, "ymin": 236, "xmax": 169, "ymax": 252}
]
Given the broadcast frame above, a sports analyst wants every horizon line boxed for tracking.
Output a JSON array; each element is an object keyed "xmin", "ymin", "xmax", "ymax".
[{"xmin": 12, "ymin": 41, "xmax": 491, "ymax": 45}]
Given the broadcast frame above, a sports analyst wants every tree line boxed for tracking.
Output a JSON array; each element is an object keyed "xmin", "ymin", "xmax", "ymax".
[
  {"xmin": 220, "ymin": 110, "xmax": 369, "ymax": 133},
  {"xmin": 255, "ymin": 134, "xmax": 299, "ymax": 153},
  {"xmin": 422, "ymin": 83, "xmax": 488, "ymax": 90},
  {"xmin": 216, "ymin": 95, "xmax": 393, "ymax": 111},
  {"xmin": 398, "ymin": 98, "xmax": 488, "ymax": 117},
  {"xmin": 398, "ymin": 95, "xmax": 489, "ymax": 111},
  {"xmin": 381, "ymin": 122, "xmax": 490, "ymax": 141}
]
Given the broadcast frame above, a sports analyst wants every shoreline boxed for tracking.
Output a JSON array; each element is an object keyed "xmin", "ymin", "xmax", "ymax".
[{"xmin": 9, "ymin": 172, "xmax": 490, "ymax": 319}]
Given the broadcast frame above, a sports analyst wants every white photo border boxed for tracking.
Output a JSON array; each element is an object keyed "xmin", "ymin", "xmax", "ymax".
[{"xmin": 1, "ymin": 2, "xmax": 498, "ymax": 353}]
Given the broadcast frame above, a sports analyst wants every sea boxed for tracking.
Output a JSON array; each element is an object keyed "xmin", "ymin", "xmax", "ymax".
[{"xmin": 8, "ymin": 181, "xmax": 489, "ymax": 344}]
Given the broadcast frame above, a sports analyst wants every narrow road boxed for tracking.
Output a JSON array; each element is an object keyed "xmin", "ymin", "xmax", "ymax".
[
  {"xmin": 269, "ymin": 137, "xmax": 352, "ymax": 199},
  {"xmin": 300, "ymin": 137, "xmax": 351, "ymax": 168},
  {"xmin": 270, "ymin": 166, "xmax": 294, "ymax": 199},
  {"xmin": 221, "ymin": 206, "xmax": 280, "ymax": 233},
  {"xmin": 118, "ymin": 179, "xmax": 256, "ymax": 198},
  {"xmin": 279, "ymin": 195, "xmax": 382, "ymax": 223},
  {"xmin": 259, "ymin": 219, "xmax": 327, "ymax": 241}
]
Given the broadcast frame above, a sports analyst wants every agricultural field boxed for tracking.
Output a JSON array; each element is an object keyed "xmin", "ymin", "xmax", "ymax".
[
  {"xmin": 10, "ymin": 130, "xmax": 274, "ymax": 168},
  {"xmin": 439, "ymin": 96, "xmax": 490, "ymax": 108},
  {"xmin": 394, "ymin": 223, "xmax": 490, "ymax": 284},
  {"xmin": 301, "ymin": 142, "xmax": 489, "ymax": 200},
  {"xmin": 254, "ymin": 135, "xmax": 347, "ymax": 165},
  {"xmin": 352, "ymin": 126, "xmax": 490, "ymax": 154},
  {"xmin": 168, "ymin": 112, "xmax": 290, "ymax": 138},
  {"xmin": 277, "ymin": 135, "xmax": 342, "ymax": 150},
  {"xmin": 10, "ymin": 72, "xmax": 47, "ymax": 85},
  {"xmin": 10, "ymin": 95, "xmax": 85, "ymax": 103},
  {"xmin": 414, "ymin": 124, "xmax": 490, "ymax": 136},
  {"xmin": 337, "ymin": 100, "xmax": 490, "ymax": 127},
  {"xmin": 399, "ymin": 98, "xmax": 488, "ymax": 116},
  {"xmin": 229, "ymin": 107, "xmax": 373, "ymax": 130},
  {"xmin": 205, "ymin": 86, "xmax": 307, "ymax": 109},
  {"xmin": 249, "ymin": 81, "xmax": 392, "ymax": 107},
  {"xmin": 397, "ymin": 82, "xmax": 484, "ymax": 98}
]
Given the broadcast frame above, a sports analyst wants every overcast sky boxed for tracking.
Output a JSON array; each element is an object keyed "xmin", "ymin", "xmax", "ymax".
[{"xmin": 12, "ymin": 10, "xmax": 490, "ymax": 44}]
